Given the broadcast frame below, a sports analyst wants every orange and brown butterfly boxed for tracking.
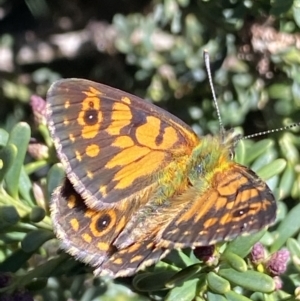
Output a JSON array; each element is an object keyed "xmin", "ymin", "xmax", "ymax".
[{"xmin": 46, "ymin": 77, "xmax": 276, "ymax": 278}]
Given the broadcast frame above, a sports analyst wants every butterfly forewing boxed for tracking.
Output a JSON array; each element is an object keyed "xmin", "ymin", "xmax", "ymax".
[
  {"xmin": 157, "ymin": 164, "xmax": 276, "ymax": 248},
  {"xmin": 47, "ymin": 79, "xmax": 199, "ymax": 210}
]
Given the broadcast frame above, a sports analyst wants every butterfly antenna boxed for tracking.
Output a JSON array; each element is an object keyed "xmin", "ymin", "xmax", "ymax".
[
  {"xmin": 204, "ymin": 51, "xmax": 225, "ymax": 137},
  {"xmin": 239, "ymin": 122, "xmax": 300, "ymax": 141}
]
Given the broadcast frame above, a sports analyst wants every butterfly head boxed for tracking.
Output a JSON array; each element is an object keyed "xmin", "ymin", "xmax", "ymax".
[{"xmin": 220, "ymin": 128, "xmax": 243, "ymax": 160}]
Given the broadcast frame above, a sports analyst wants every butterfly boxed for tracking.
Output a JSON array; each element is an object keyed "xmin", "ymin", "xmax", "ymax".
[{"xmin": 46, "ymin": 78, "xmax": 276, "ymax": 278}]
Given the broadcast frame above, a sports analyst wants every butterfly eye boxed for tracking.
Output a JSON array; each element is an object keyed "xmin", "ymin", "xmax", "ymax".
[{"xmin": 229, "ymin": 149, "xmax": 235, "ymax": 160}]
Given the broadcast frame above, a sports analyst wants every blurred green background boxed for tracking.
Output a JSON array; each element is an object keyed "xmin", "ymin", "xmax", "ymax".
[{"xmin": 0, "ymin": 0, "xmax": 300, "ymax": 300}]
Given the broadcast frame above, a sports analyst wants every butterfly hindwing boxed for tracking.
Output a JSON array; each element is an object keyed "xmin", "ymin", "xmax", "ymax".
[{"xmin": 51, "ymin": 178, "xmax": 169, "ymax": 277}]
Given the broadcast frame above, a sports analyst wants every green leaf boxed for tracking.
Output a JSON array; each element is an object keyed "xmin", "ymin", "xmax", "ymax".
[
  {"xmin": 25, "ymin": 160, "xmax": 48, "ymax": 175},
  {"xmin": 287, "ymin": 238, "xmax": 300, "ymax": 272},
  {"xmin": 133, "ymin": 270, "xmax": 177, "ymax": 292},
  {"xmin": 222, "ymin": 252, "xmax": 247, "ymax": 272},
  {"xmin": 29, "ymin": 206, "xmax": 46, "ymax": 223},
  {"xmin": 256, "ymin": 158, "xmax": 286, "ymax": 181},
  {"xmin": 25, "ymin": 278, "xmax": 48, "ymax": 291},
  {"xmin": 279, "ymin": 133, "xmax": 299, "ymax": 164},
  {"xmin": 225, "ymin": 290, "xmax": 252, "ymax": 301},
  {"xmin": 287, "ymin": 238, "xmax": 300, "ymax": 259},
  {"xmin": 224, "ymin": 231, "xmax": 266, "ymax": 258},
  {"xmin": 21, "ymin": 229, "xmax": 55, "ymax": 253},
  {"xmin": 0, "ymin": 144, "xmax": 17, "ymax": 183},
  {"xmin": 272, "ymin": 202, "xmax": 300, "ymax": 251},
  {"xmin": 0, "ymin": 249, "xmax": 34, "ymax": 272},
  {"xmin": 293, "ymin": 1, "xmax": 300, "ymax": 28},
  {"xmin": 164, "ymin": 249, "xmax": 195, "ymax": 268},
  {"xmin": 0, "ymin": 128, "xmax": 9, "ymax": 146},
  {"xmin": 218, "ymin": 269, "xmax": 275, "ymax": 293},
  {"xmin": 207, "ymin": 272, "xmax": 231, "ymax": 294},
  {"xmin": 0, "ymin": 205, "xmax": 20, "ymax": 229},
  {"xmin": 132, "ymin": 271, "xmax": 171, "ymax": 292},
  {"xmin": 235, "ymin": 139, "xmax": 247, "ymax": 165},
  {"xmin": 270, "ymin": 0, "xmax": 293, "ymax": 15},
  {"xmin": 207, "ymin": 291, "xmax": 227, "ymax": 301},
  {"xmin": 165, "ymin": 263, "xmax": 202, "ymax": 288},
  {"xmin": 278, "ymin": 163, "xmax": 295, "ymax": 200},
  {"xmin": 243, "ymin": 139, "xmax": 274, "ymax": 165},
  {"xmin": 47, "ymin": 163, "xmax": 65, "ymax": 200},
  {"xmin": 165, "ymin": 278, "xmax": 201, "ymax": 301},
  {"xmin": 5, "ymin": 122, "xmax": 31, "ymax": 199},
  {"xmin": 18, "ymin": 167, "xmax": 34, "ymax": 206}
]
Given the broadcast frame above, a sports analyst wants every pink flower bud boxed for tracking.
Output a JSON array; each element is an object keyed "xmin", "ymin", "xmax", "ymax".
[
  {"xmin": 266, "ymin": 249, "xmax": 290, "ymax": 276},
  {"xmin": 250, "ymin": 242, "xmax": 266, "ymax": 264},
  {"xmin": 30, "ymin": 95, "xmax": 46, "ymax": 125}
]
